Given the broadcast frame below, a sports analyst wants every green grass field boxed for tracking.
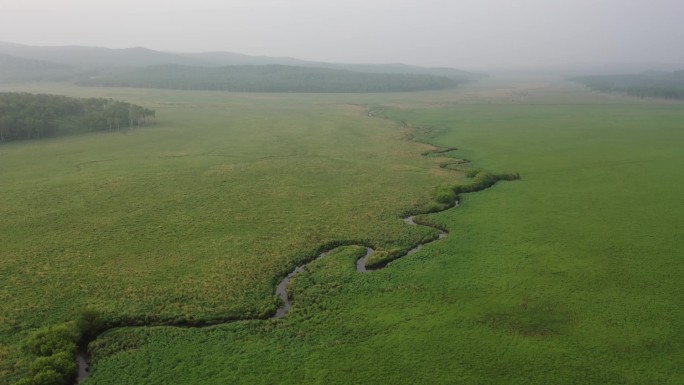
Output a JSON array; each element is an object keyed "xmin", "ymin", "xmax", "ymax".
[
  {"xmin": 1, "ymin": 80, "xmax": 683, "ymax": 384},
  {"xmin": 0, "ymin": 85, "xmax": 463, "ymax": 384}
]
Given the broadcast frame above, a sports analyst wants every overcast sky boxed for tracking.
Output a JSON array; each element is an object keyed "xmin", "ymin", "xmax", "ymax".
[{"xmin": 1, "ymin": 0, "xmax": 683, "ymax": 69}]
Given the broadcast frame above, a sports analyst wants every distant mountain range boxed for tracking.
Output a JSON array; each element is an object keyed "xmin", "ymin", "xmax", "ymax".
[
  {"xmin": 0, "ymin": 41, "xmax": 205, "ymax": 68},
  {"xmin": 0, "ymin": 53, "xmax": 74, "ymax": 81},
  {"xmin": 78, "ymin": 64, "xmax": 461, "ymax": 93},
  {"xmin": 0, "ymin": 41, "xmax": 483, "ymax": 87}
]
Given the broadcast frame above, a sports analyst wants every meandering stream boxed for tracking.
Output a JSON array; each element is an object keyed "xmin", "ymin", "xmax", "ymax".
[
  {"xmin": 75, "ymin": 208, "xmax": 454, "ymax": 383},
  {"xmin": 72, "ymin": 109, "xmax": 492, "ymax": 384}
]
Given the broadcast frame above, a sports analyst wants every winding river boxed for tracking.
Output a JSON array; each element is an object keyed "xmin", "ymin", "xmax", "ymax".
[
  {"xmin": 72, "ymin": 109, "xmax": 505, "ymax": 384},
  {"xmin": 75, "ymin": 207, "xmax": 454, "ymax": 383}
]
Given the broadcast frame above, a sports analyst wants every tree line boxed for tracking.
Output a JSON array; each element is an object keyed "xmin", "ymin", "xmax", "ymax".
[
  {"xmin": 572, "ymin": 70, "xmax": 684, "ymax": 100},
  {"xmin": 78, "ymin": 64, "xmax": 459, "ymax": 93},
  {"xmin": 0, "ymin": 93, "xmax": 155, "ymax": 142}
]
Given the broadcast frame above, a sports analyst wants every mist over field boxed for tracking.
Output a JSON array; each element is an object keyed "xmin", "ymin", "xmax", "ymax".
[{"xmin": 1, "ymin": 0, "xmax": 683, "ymax": 71}]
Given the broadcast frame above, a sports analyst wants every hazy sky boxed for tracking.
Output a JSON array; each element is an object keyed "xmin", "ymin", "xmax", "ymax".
[{"xmin": 1, "ymin": 0, "xmax": 683, "ymax": 69}]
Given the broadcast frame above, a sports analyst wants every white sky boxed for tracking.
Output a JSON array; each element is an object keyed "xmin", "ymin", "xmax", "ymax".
[{"xmin": 1, "ymin": 0, "xmax": 683, "ymax": 69}]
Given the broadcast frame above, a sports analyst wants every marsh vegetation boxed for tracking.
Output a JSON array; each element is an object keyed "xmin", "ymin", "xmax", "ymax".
[{"xmin": 1, "ymin": 78, "xmax": 683, "ymax": 385}]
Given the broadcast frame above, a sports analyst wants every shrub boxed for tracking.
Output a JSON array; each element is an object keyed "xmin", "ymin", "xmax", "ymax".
[
  {"xmin": 29, "ymin": 369, "xmax": 63, "ymax": 385},
  {"xmin": 13, "ymin": 368, "xmax": 66, "ymax": 385},
  {"xmin": 365, "ymin": 250, "xmax": 392, "ymax": 269},
  {"xmin": 22, "ymin": 323, "xmax": 81, "ymax": 385},
  {"xmin": 365, "ymin": 248, "xmax": 409, "ymax": 269},
  {"xmin": 454, "ymin": 171, "xmax": 520, "ymax": 194},
  {"xmin": 465, "ymin": 168, "xmax": 481, "ymax": 178},
  {"xmin": 26, "ymin": 324, "xmax": 78, "ymax": 357},
  {"xmin": 30, "ymin": 352, "xmax": 77, "ymax": 383},
  {"xmin": 76, "ymin": 308, "xmax": 106, "ymax": 339},
  {"xmin": 433, "ymin": 185, "xmax": 456, "ymax": 205}
]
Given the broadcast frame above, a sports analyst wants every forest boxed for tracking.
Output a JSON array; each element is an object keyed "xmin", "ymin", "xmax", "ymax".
[
  {"xmin": 572, "ymin": 70, "xmax": 684, "ymax": 100},
  {"xmin": 78, "ymin": 64, "xmax": 459, "ymax": 93},
  {"xmin": 0, "ymin": 93, "xmax": 154, "ymax": 142}
]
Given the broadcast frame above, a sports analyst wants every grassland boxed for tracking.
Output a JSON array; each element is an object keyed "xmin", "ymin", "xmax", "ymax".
[
  {"xmin": 2, "ymin": 80, "xmax": 684, "ymax": 384},
  {"xmin": 0, "ymin": 85, "xmax": 464, "ymax": 384}
]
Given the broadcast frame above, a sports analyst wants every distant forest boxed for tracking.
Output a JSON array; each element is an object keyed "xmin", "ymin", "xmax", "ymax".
[
  {"xmin": 0, "ymin": 93, "xmax": 154, "ymax": 142},
  {"xmin": 79, "ymin": 64, "xmax": 459, "ymax": 93},
  {"xmin": 572, "ymin": 70, "xmax": 684, "ymax": 100}
]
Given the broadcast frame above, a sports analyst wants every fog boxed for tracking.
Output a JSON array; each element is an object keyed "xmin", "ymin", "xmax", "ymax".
[{"xmin": 1, "ymin": 0, "xmax": 683, "ymax": 70}]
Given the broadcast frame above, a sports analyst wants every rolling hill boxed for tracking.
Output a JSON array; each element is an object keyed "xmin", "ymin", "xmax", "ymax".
[
  {"xmin": 78, "ymin": 64, "xmax": 460, "ymax": 93},
  {"xmin": 0, "ymin": 41, "xmax": 483, "ymax": 83},
  {"xmin": 0, "ymin": 53, "xmax": 75, "ymax": 82},
  {"xmin": 0, "ymin": 41, "xmax": 206, "ymax": 68}
]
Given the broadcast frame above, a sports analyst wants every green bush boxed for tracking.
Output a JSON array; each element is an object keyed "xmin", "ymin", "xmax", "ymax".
[
  {"xmin": 76, "ymin": 308, "xmax": 106, "ymax": 339},
  {"xmin": 364, "ymin": 248, "xmax": 408, "ymax": 269},
  {"xmin": 29, "ymin": 352, "xmax": 76, "ymax": 384},
  {"xmin": 11, "ymin": 378, "xmax": 33, "ymax": 385},
  {"xmin": 13, "ymin": 368, "xmax": 65, "ymax": 385},
  {"xmin": 465, "ymin": 168, "xmax": 481, "ymax": 178},
  {"xmin": 433, "ymin": 185, "xmax": 456, "ymax": 205},
  {"xmin": 453, "ymin": 171, "xmax": 519, "ymax": 194},
  {"xmin": 20, "ymin": 323, "xmax": 81, "ymax": 385},
  {"xmin": 365, "ymin": 250, "xmax": 392, "ymax": 269},
  {"xmin": 26, "ymin": 324, "xmax": 78, "ymax": 357},
  {"xmin": 28, "ymin": 369, "xmax": 63, "ymax": 385}
]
